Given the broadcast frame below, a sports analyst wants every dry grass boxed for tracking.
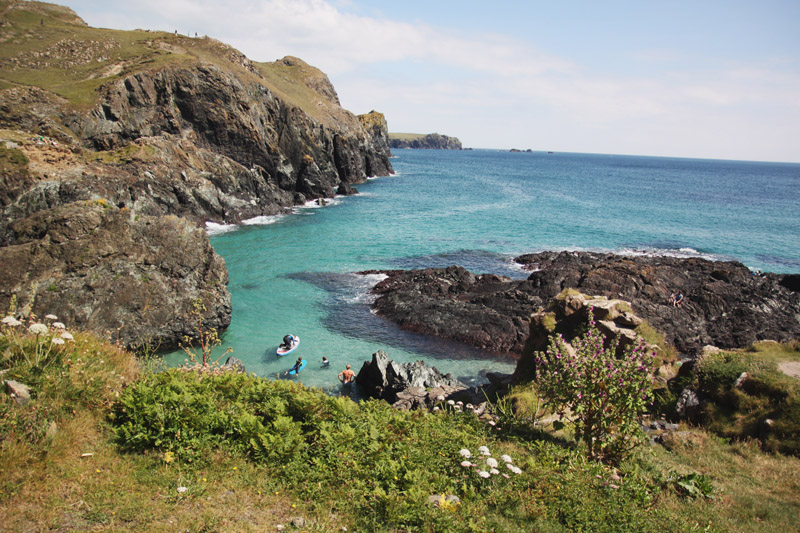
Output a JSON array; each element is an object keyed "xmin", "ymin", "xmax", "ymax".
[{"xmin": 650, "ymin": 432, "xmax": 800, "ymax": 532}]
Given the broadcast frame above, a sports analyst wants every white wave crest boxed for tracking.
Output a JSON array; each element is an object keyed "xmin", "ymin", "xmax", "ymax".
[
  {"xmin": 242, "ymin": 215, "xmax": 284, "ymax": 226},
  {"xmin": 204, "ymin": 221, "xmax": 237, "ymax": 236}
]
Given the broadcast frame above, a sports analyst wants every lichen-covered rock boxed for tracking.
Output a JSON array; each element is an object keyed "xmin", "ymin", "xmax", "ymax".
[
  {"xmin": 515, "ymin": 251, "xmax": 800, "ymax": 355},
  {"xmin": 0, "ymin": 202, "xmax": 230, "ymax": 349}
]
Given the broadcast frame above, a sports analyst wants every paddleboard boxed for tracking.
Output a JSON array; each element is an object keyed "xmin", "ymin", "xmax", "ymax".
[
  {"xmin": 287, "ymin": 359, "xmax": 306, "ymax": 375},
  {"xmin": 277, "ymin": 336, "xmax": 300, "ymax": 356}
]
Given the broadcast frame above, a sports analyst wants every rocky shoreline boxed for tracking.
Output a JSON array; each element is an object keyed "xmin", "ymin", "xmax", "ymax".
[{"xmin": 364, "ymin": 251, "xmax": 800, "ymax": 360}]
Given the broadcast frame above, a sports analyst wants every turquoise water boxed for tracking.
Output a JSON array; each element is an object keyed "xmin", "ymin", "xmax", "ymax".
[{"xmin": 166, "ymin": 150, "xmax": 800, "ymax": 391}]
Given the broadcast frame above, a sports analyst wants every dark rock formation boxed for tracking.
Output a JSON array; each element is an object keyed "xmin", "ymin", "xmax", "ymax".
[
  {"xmin": 368, "ymin": 266, "xmax": 542, "ymax": 355},
  {"xmin": 366, "ymin": 253, "xmax": 800, "ymax": 363},
  {"xmin": 356, "ymin": 350, "xmax": 468, "ymax": 408},
  {"xmin": 0, "ymin": 4, "xmax": 393, "ymax": 345},
  {"xmin": 388, "ymin": 133, "xmax": 462, "ymax": 150},
  {"xmin": 0, "ymin": 202, "xmax": 230, "ymax": 349},
  {"xmin": 515, "ymin": 251, "xmax": 800, "ymax": 355}
]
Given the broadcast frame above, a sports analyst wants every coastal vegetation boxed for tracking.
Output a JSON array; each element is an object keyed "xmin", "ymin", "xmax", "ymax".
[{"xmin": 2, "ymin": 315, "xmax": 799, "ymax": 531}]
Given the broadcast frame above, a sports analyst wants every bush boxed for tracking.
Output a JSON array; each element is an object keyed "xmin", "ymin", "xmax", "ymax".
[{"xmin": 534, "ymin": 309, "xmax": 656, "ymax": 463}]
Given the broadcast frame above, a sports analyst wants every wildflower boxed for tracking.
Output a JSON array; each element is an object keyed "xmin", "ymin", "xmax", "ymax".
[
  {"xmin": 2, "ymin": 316, "xmax": 21, "ymax": 326},
  {"xmin": 500, "ymin": 454, "xmax": 512, "ymax": 464},
  {"xmin": 45, "ymin": 314, "xmax": 58, "ymax": 320},
  {"xmin": 52, "ymin": 322, "xmax": 66, "ymax": 330},
  {"xmin": 485, "ymin": 457, "xmax": 498, "ymax": 468},
  {"xmin": 177, "ymin": 486, "xmax": 187, "ymax": 493},
  {"xmin": 487, "ymin": 420, "xmax": 496, "ymax": 426},
  {"xmin": 447, "ymin": 399, "xmax": 455, "ymax": 406},
  {"xmin": 28, "ymin": 323, "xmax": 48, "ymax": 335},
  {"xmin": 502, "ymin": 473, "xmax": 510, "ymax": 479},
  {"xmin": 51, "ymin": 337, "xmax": 65, "ymax": 345},
  {"xmin": 478, "ymin": 470, "xmax": 490, "ymax": 479},
  {"xmin": 61, "ymin": 331, "xmax": 74, "ymax": 340},
  {"xmin": 163, "ymin": 451, "xmax": 174, "ymax": 463},
  {"xmin": 490, "ymin": 468, "xmax": 500, "ymax": 475},
  {"xmin": 510, "ymin": 466, "xmax": 522, "ymax": 475},
  {"xmin": 478, "ymin": 446, "xmax": 490, "ymax": 456},
  {"xmin": 460, "ymin": 461, "xmax": 472, "ymax": 467},
  {"xmin": 459, "ymin": 448, "xmax": 472, "ymax": 459}
]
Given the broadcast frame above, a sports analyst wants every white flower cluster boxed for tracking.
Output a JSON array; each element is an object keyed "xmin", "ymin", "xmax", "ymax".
[
  {"xmin": 458, "ymin": 446, "xmax": 523, "ymax": 480},
  {"xmin": 2, "ymin": 314, "xmax": 75, "ymax": 345}
]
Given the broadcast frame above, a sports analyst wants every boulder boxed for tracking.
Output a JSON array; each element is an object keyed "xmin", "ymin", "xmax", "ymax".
[
  {"xmin": 4, "ymin": 379, "xmax": 31, "ymax": 405},
  {"xmin": 356, "ymin": 350, "xmax": 467, "ymax": 408},
  {"xmin": 675, "ymin": 388, "xmax": 702, "ymax": 419},
  {"xmin": 221, "ymin": 356, "xmax": 246, "ymax": 374}
]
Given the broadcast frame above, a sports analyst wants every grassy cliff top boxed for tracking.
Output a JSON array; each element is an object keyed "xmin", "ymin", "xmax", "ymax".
[
  {"xmin": 389, "ymin": 132, "xmax": 427, "ymax": 141},
  {"xmin": 2, "ymin": 314, "xmax": 800, "ymax": 531},
  {"xmin": 0, "ymin": 0, "xmax": 354, "ymax": 126}
]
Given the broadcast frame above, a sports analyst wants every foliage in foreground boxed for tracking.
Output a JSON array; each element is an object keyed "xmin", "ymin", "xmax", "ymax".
[
  {"xmin": 3, "ymin": 318, "xmax": 799, "ymax": 531},
  {"xmin": 534, "ymin": 309, "xmax": 655, "ymax": 463},
  {"xmin": 692, "ymin": 343, "xmax": 800, "ymax": 456},
  {"xmin": 112, "ymin": 369, "xmax": 695, "ymax": 532}
]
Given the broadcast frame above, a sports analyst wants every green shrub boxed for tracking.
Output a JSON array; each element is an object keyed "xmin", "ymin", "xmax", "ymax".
[{"xmin": 534, "ymin": 309, "xmax": 655, "ymax": 463}]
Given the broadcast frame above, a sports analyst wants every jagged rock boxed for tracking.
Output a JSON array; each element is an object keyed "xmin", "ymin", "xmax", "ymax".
[
  {"xmin": 336, "ymin": 183, "xmax": 358, "ymax": 196},
  {"xmin": 675, "ymin": 388, "xmax": 702, "ymax": 419},
  {"xmin": 5, "ymin": 379, "xmax": 31, "ymax": 405},
  {"xmin": 221, "ymin": 356, "xmax": 246, "ymax": 374},
  {"xmin": 0, "ymin": 203, "xmax": 230, "ymax": 349},
  {"xmin": 515, "ymin": 251, "xmax": 800, "ymax": 356},
  {"xmin": 356, "ymin": 350, "xmax": 467, "ymax": 408},
  {"xmin": 367, "ymin": 266, "xmax": 540, "ymax": 355},
  {"xmin": 0, "ymin": 5, "xmax": 393, "ymax": 347},
  {"xmin": 368, "ymin": 253, "xmax": 800, "ymax": 366}
]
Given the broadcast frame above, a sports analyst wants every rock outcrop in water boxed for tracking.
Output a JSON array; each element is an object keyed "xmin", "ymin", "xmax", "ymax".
[
  {"xmin": 388, "ymin": 133, "xmax": 462, "ymax": 150},
  {"xmin": 367, "ymin": 252, "xmax": 800, "ymax": 360},
  {"xmin": 369, "ymin": 266, "xmax": 542, "ymax": 356},
  {"xmin": 0, "ymin": 2, "xmax": 393, "ymax": 346},
  {"xmin": 356, "ymin": 350, "xmax": 479, "ymax": 409}
]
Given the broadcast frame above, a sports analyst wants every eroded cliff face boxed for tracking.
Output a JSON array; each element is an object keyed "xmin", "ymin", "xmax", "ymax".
[
  {"xmin": 0, "ymin": 4, "xmax": 393, "ymax": 347},
  {"xmin": 0, "ymin": 203, "xmax": 230, "ymax": 349}
]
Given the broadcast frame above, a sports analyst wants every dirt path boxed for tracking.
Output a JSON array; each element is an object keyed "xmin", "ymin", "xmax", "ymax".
[{"xmin": 778, "ymin": 361, "xmax": 800, "ymax": 379}]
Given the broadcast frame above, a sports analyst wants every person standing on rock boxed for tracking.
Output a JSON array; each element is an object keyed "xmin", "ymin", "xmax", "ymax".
[
  {"xmin": 338, "ymin": 364, "xmax": 355, "ymax": 385},
  {"xmin": 674, "ymin": 291, "xmax": 685, "ymax": 308}
]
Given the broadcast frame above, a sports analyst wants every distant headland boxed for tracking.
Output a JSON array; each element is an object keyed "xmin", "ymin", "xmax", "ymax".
[{"xmin": 389, "ymin": 132, "xmax": 462, "ymax": 150}]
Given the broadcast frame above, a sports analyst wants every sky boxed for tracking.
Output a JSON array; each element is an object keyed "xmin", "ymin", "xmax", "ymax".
[{"xmin": 58, "ymin": 0, "xmax": 800, "ymax": 162}]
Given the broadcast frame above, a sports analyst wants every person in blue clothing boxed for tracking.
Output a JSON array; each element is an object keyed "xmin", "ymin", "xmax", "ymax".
[{"xmin": 285, "ymin": 357, "xmax": 303, "ymax": 376}]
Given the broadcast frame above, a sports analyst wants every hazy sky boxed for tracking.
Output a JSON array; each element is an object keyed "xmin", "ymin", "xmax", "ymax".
[{"xmin": 59, "ymin": 0, "xmax": 800, "ymax": 162}]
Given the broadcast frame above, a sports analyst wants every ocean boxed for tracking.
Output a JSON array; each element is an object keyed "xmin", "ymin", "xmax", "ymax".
[{"xmin": 165, "ymin": 150, "xmax": 800, "ymax": 392}]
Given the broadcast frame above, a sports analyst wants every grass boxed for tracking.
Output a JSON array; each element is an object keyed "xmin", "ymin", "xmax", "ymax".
[
  {"xmin": 0, "ymin": 0, "xmax": 346, "ymax": 123},
  {"xmin": 691, "ymin": 342, "xmax": 800, "ymax": 456},
  {"xmin": 389, "ymin": 132, "xmax": 427, "ymax": 141},
  {"xmin": 2, "ymin": 316, "xmax": 799, "ymax": 531}
]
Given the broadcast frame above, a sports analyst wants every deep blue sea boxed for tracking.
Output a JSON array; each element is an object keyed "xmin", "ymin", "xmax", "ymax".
[{"xmin": 165, "ymin": 150, "xmax": 800, "ymax": 393}]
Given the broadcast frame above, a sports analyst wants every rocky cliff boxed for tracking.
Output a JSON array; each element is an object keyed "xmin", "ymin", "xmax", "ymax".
[
  {"xmin": 389, "ymin": 133, "xmax": 462, "ymax": 150},
  {"xmin": 0, "ymin": 1, "xmax": 393, "ymax": 347}
]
